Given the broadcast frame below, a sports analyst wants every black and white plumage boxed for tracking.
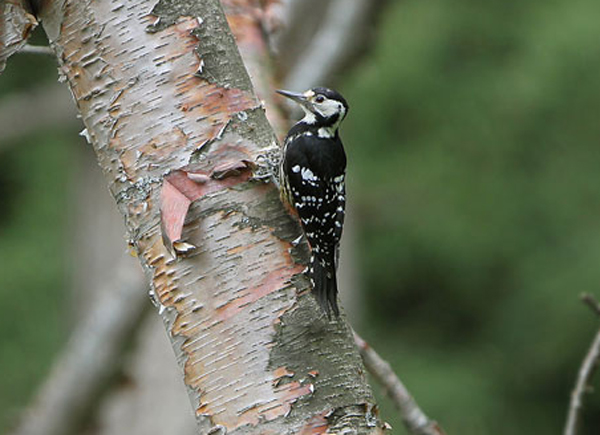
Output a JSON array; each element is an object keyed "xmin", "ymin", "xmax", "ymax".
[{"xmin": 277, "ymin": 87, "xmax": 349, "ymax": 318}]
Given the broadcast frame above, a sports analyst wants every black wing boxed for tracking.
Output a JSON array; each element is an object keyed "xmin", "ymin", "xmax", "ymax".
[{"xmin": 283, "ymin": 135, "xmax": 346, "ymax": 260}]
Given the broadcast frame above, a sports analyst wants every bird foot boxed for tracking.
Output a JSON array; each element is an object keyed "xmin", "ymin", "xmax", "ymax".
[{"xmin": 291, "ymin": 234, "xmax": 304, "ymax": 246}]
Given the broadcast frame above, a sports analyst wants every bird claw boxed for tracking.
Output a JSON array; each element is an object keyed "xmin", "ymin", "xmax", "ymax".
[
  {"xmin": 291, "ymin": 234, "xmax": 304, "ymax": 246},
  {"xmin": 251, "ymin": 147, "xmax": 281, "ymax": 185}
]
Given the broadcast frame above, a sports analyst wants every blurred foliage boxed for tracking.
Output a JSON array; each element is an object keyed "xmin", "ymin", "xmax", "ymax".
[
  {"xmin": 342, "ymin": 0, "xmax": 600, "ymax": 433},
  {"xmin": 0, "ymin": 132, "xmax": 72, "ymax": 430},
  {"xmin": 0, "ymin": 28, "xmax": 72, "ymax": 431}
]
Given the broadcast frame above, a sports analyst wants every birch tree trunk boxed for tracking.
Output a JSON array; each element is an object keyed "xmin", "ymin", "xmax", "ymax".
[{"xmin": 33, "ymin": 0, "xmax": 383, "ymax": 433}]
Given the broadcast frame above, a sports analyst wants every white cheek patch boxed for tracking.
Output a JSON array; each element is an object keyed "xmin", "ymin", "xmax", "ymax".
[{"xmin": 316, "ymin": 100, "xmax": 341, "ymax": 118}]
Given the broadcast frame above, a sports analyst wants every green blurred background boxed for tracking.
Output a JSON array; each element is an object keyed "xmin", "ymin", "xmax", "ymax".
[{"xmin": 1, "ymin": 0, "xmax": 600, "ymax": 433}]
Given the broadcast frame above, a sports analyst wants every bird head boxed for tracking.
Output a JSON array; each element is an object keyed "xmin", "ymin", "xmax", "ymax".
[{"xmin": 277, "ymin": 87, "xmax": 349, "ymax": 131}]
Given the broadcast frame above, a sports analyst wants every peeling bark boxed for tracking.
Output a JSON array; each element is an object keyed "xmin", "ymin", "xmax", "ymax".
[
  {"xmin": 0, "ymin": 0, "xmax": 38, "ymax": 73},
  {"xmin": 36, "ymin": 0, "xmax": 381, "ymax": 433}
]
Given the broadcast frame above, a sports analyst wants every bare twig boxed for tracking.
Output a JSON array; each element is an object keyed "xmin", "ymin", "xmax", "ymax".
[
  {"xmin": 564, "ymin": 294, "xmax": 600, "ymax": 435},
  {"xmin": 20, "ymin": 44, "xmax": 54, "ymax": 55},
  {"xmin": 581, "ymin": 293, "xmax": 600, "ymax": 317},
  {"xmin": 354, "ymin": 332, "xmax": 447, "ymax": 435}
]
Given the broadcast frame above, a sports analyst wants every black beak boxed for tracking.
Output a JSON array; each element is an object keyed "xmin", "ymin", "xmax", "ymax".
[{"xmin": 276, "ymin": 89, "xmax": 312, "ymax": 111}]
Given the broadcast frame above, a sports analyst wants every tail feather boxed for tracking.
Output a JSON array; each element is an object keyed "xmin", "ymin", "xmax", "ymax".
[{"xmin": 310, "ymin": 255, "xmax": 339, "ymax": 318}]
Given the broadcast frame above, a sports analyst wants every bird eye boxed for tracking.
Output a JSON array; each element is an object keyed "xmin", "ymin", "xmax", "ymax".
[{"xmin": 315, "ymin": 95, "xmax": 325, "ymax": 103}]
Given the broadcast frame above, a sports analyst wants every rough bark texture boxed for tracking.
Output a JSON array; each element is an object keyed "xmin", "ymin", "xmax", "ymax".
[
  {"xmin": 0, "ymin": 0, "xmax": 38, "ymax": 73},
  {"xmin": 219, "ymin": 0, "xmax": 287, "ymax": 136},
  {"xmin": 37, "ymin": 0, "xmax": 382, "ymax": 433}
]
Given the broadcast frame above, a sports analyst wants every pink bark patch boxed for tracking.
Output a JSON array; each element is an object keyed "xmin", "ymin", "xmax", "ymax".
[{"xmin": 159, "ymin": 163, "xmax": 252, "ymax": 252}]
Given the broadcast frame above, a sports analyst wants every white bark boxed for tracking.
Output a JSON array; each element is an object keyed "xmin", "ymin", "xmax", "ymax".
[{"xmin": 31, "ymin": 0, "xmax": 383, "ymax": 433}]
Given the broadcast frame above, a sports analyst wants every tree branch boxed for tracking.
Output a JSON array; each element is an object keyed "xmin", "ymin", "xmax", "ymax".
[
  {"xmin": 11, "ymin": 264, "xmax": 148, "ymax": 435},
  {"xmin": 581, "ymin": 293, "xmax": 600, "ymax": 317},
  {"xmin": 564, "ymin": 293, "xmax": 600, "ymax": 435},
  {"xmin": 354, "ymin": 332, "xmax": 447, "ymax": 435},
  {"xmin": 282, "ymin": 0, "xmax": 383, "ymax": 91},
  {"xmin": 33, "ymin": 0, "xmax": 382, "ymax": 433},
  {"xmin": 19, "ymin": 44, "xmax": 54, "ymax": 55},
  {"xmin": 0, "ymin": 0, "xmax": 38, "ymax": 73}
]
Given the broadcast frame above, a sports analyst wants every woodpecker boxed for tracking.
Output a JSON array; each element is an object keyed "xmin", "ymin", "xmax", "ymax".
[{"xmin": 277, "ymin": 87, "xmax": 349, "ymax": 318}]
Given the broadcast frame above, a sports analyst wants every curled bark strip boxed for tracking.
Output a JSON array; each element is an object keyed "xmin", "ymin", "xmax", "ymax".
[
  {"xmin": 298, "ymin": 410, "xmax": 331, "ymax": 434},
  {"xmin": 159, "ymin": 159, "xmax": 253, "ymax": 255}
]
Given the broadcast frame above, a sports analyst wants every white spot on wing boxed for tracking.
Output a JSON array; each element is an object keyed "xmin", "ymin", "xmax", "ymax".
[
  {"xmin": 292, "ymin": 165, "xmax": 301, "ymax": 173},
  {"xmin": 301, "ymin": 167, "xmax": 317, "ymax": 181}
]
